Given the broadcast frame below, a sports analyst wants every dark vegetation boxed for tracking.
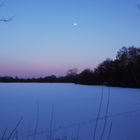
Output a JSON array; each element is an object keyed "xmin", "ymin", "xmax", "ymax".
[{"xmin": 0, "ymin": 46, "xmax": 140, "ymax": 88}]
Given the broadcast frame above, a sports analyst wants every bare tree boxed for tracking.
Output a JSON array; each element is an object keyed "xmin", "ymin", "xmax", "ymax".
[{"xmin": 66, "ymin": 68, "xmax": 78, "ymax": 76}]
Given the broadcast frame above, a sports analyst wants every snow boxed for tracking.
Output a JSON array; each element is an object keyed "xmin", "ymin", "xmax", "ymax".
[{"xmin": 0, "ymin": 83, "xmax": 140, "ymax": 140}]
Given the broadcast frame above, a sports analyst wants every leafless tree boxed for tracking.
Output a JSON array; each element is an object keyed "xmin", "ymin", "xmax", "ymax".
[{"xmin": 66, "ymin": 68, "xmax": 78, "ymax": 76}]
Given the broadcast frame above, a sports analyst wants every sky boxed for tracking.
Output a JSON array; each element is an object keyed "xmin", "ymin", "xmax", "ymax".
[{"xmin": 0, "ymin": 0, "xmax": 140, "ymax": 77}]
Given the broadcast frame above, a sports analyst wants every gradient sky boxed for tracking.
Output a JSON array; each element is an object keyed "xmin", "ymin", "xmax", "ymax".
[{"xmin": 0, "ymin": 0, "xmax": 140, "ymax": 77}]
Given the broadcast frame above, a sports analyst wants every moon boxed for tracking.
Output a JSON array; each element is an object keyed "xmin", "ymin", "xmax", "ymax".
[{"xmin": 73, "ymin": 22, "xmax": 77, "ymax": 26}]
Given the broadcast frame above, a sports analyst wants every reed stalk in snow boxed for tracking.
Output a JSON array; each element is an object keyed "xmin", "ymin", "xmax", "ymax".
[
  {"xmin": 7, "ymin": 117, "xmax": 23, "ymax": 140},
  {"xmin": 33, "ymin": 103, "xmax": 40, "ymax": 140},
  {"xmin": 93, "ymin": 86, "xmax": 104, "ymax": 140},
  {"xmin": 107, "ymin": 122, "xmax": 112, "ymax": 140},
  {"xmin": 100, "ymin": 87, "xmax": 111, "ymax": 140}
]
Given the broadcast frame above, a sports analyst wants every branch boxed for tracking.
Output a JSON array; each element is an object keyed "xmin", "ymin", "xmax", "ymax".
[
  {"xmin": 0, "ymin": 0, "xmax": 15, "ymax": 22},
  {"xmin": 136, "ymin": 4, "xmax": 140, "ymax": 10},
  {"xmin": 0, "ymin": 15, "xmax": 15, "ymax": 22},
  {"xmin": 0, "ymin": 0, "xmax": 4, "ymax": 8}
]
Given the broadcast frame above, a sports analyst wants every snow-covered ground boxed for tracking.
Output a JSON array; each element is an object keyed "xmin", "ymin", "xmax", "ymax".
[{"xmin": 0, "ymin": 83, "xmax": 140, "ymax": 140}]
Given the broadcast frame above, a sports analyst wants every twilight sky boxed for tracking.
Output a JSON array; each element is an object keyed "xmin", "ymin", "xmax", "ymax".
[{"xmin": 0, "ymin": 0, "xmax": 140, "ymax": 77}]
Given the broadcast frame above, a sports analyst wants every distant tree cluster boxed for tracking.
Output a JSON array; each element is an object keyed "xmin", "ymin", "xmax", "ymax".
[
  {"xmin": 0, "ymin": 46, "xmax": 140, "ymax": 88},
  {"xmin": 93, "ymin": 46, "xmax": 140, "ymax": 87}
]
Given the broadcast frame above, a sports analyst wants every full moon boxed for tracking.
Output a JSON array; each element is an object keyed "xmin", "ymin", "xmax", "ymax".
[{"xmin": 73, "ymin": 22, "xmax": 77, "ymax": 26}]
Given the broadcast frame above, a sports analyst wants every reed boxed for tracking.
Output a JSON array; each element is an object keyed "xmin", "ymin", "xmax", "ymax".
[
  {"xmin": 1, "ymin": 128, "xmax": 7, "ymax": 140},
  {"xmin": 50, "ymin": 105, "xmax": 54, "ymax": 140},
  {"xmin": 7, "ymin": 117, "xmax": 23, "ymax": 140},
  {"xmin": 100, "ymin": 87, "xmax": 111, "ymax": 140},
  {"xmin": 33, "ymin": 103, "xmax": 40, "ymax": 140},
  {"xmin": 93, "ymin": 86, "xmax": 104, "ymax": 140},
  {"xmin": 107, "ymin": 122, "xmax": 112, "ymax": 140}
]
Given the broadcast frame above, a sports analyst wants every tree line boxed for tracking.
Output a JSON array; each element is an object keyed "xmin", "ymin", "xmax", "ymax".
[{"xmin": 0, "ymin": 46, "xmax": 140, "ymax": 88}]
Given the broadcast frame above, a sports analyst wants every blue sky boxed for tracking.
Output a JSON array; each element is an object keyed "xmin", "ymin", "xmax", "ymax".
[{"xmin": 0, "ymin": 0, "xmax": 140, "ymax": 77}]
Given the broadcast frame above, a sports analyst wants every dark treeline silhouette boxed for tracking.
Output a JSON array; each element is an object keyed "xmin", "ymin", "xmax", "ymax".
[
  {"xmin": 0, "ymin": 46, "xmax": 140, "ymax": 88},
  {"xmin": 93, "ymin": 46, "xmax": 140, "ymax": 87}
]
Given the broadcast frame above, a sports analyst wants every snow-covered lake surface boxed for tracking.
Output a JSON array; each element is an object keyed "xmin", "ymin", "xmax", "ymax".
[{"xmin": 0, "ymin": 83, "xmax": 140, "ymax": 140}]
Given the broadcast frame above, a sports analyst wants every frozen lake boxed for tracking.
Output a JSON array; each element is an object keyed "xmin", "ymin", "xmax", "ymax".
[{"xmin": 0, "ymin": 83, "xmax": 140, "ymax": 140}]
